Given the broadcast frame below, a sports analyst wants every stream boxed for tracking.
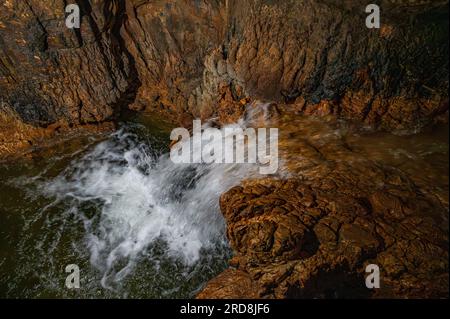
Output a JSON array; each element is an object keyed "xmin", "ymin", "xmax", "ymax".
[{"xmin": 0, "ymin": 109, "xmax": 448, "ymax": 298}]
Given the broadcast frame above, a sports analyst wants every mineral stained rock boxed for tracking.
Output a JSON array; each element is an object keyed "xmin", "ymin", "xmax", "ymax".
[
  {"xmin": 198, "ymin": 176, "xmax": 448, "ymax": 298},
  {"xmin": 198, "ymin": 111, "xmax": 449, "ymax": 299},
  {"xmin": 1, "ymin": 1, "xmax": 448, "ymax": 155},
  {"xmin": 0, "ymin": 0, "xmax": 448, "ymax": 298}
]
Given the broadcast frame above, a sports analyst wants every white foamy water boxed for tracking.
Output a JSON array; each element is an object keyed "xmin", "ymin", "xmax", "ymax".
[
  {"xmin": 42, "ymin": 108, "xmax": 275, "ymax": 289},
  {"xmin": 3, "ymin": 102, "xmax": 447, "ymax": 298}
]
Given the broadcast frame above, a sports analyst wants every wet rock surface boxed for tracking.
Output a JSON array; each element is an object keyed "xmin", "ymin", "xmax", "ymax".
[
  {"xmin": 1, "ymin": 1, "xmax": 448, "ymax": 147},
  {"xmin": 200, "ymin": 177, "xmax": 448, "ymax": 298},
  {"xmin": 198, "ymin": 112, "xmax": 449, "ymax": 298},
  {"xmin": 0, "ymin": 0, "xmax": 136, "ymax": 126},
  {"xmin": 0, "ymin": 0, "xmax": 135, "ymax": 156},
  {"xmin": 0, "ymin": 0, "xmax": 448, "ymax": 298}
]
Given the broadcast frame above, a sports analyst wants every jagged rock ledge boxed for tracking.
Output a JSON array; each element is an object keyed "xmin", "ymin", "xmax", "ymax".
[{"xmin": 1, "ymin": 0, "xmax": 449, "ymax": 158}]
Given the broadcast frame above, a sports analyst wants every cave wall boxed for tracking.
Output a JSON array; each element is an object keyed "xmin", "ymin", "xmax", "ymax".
[
  {"xmin": 0, "ymin": 0, "xmax": 137, "ymax": 125},
  {"xmin": 0, "ymin": 0, "xmax": 448, "ymax": 150},
  {"xmin": 218, "ymin": 0, "xmax": 449, "ymax": 130}
]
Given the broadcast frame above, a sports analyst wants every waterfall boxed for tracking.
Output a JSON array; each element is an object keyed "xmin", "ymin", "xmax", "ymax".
[{"xmin": 43, "ymin": 105, "xmax": 270, "ymax": 291}]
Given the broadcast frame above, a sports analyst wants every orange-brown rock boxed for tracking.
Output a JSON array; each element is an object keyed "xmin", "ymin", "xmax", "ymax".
[
  {"xmin": 1, "ymin": 0, "xmax": 449, "ymax": 154},
  {"xmin": 198, "ymin": 111, "xmax": 448, "ymax": 298},
  {"xmin": 200, "ymin": 173, "xmax": 448, "ymax": 298},
  {"xmin": 0, "ymin": 0, "xmax": 448, "ymax": 299},
  {"xmin": 0, "ymin": 102, "xmax": 114, "ymax": 158},
  {"xmin": 196, "ymin": 268, "xmax": 262, "ymax": 299}
]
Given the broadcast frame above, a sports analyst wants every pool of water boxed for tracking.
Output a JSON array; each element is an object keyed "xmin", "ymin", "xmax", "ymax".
[{"xmin": 0, "ymin": 114, "xmax": 239, "ymax": 298}]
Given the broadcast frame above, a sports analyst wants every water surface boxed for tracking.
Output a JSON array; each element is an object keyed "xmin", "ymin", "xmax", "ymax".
[{"xmin": 0, "ymin": 110, "xmax": 448, "ymax": 298}]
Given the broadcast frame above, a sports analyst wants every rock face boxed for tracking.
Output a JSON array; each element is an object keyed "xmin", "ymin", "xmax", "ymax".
[
  {"xmin": 1, "ymin": 1, "xmax": 448, "ymax": 153},
  {"xmin": 198, "ymin": 177, "xmax": 448, "ymax": 298},
  {"xmin": 0, "ymin": 0, "xmax": 136, "ymax": 156},
  {"xmin": 121, "ymin": 0, "xmax": 449, "ymax": 130},
  {"xmin": 198, "ymin": 111, "xmax": 449, "ymax": 298},
  {"xmin": 0, "ymin": 0, "xmax": 136, "ymax": 126},
  {"xmin": 0, "ymin": 0, "xmax": 448, "ymax": 298}
]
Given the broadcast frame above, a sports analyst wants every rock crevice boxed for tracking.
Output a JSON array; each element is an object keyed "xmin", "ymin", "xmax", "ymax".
[{"xmin": 1, "ymin": 0, "xmax": 448, "ymax": 143}]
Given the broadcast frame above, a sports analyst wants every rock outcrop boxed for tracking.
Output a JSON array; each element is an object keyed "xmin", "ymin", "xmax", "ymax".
[
  {"xmin": 198, "ymin": 110, "xmax": 449, "ymax": 298},
  {"xmin": 122, "ymin": 0, "xmax": 449, "ymax": 131},
  {"xmin": 1, "ymin": 0, "xmax": 448, "ymax": 157},
  {"xmin": 0, "ymin": 0, "xmax": 448, "ymax": 298},
  {"xmin": 0, "ymin": 0, "xmax": 137, "ymax": 124},
  {"xmin": 0, "ymin": 0, "xmax": 136, "ymax": 156},
  {"xmin": 198, "ymin": 176, "xmax": 448, "ymax": 298}
]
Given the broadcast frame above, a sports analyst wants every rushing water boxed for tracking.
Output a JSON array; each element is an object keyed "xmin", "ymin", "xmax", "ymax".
[
  {"xmin": 0, "ymin": 107, "xmax": 448, "ymax": 298},
  {"xmin": 0, "ymin": 112, "xmax": 268, "ymax": 298}
]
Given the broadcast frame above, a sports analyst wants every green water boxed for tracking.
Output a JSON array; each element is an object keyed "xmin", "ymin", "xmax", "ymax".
[{"xmin": 0, "ymin": 114, "xmax": 230, "ymax": 298}]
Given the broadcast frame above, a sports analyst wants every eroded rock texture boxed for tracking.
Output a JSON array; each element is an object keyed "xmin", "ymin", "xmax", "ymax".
[
  {"xmin": 202, "ymin": 0, "xmax": 449, "ymax": 131},
  {"xmin": 0, "ymin": 0, "xmax": 448, "ymax": 298},
  {"xmin": 198, "ymin": 168, "xmax": 448, "ymax": 298},
  {"xmin": 122, "ymin": 0, "xmax": 449, "ymax": 130},
  {"xmin": 198, "ymin": 110, "xmax": 448, "ymax": 298},
  {"xmin": 0, "ymin": 0, "xmax": 137, "ymax": 155},
  {"xmin": 0, "ymin": 0, "xmax": 136, "ymax": 125},
  {"xmin": 1, "ymin": 0, "xmax": 449, "ymax": 156}
]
